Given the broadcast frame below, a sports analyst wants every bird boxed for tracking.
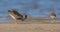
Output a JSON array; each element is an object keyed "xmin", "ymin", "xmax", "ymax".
[
  {"xmin": 8, "ymin": 10, "xmax": 27, "ymax": 24},
  {"xmin": 50, "ymin": 11, "xmax": 56, "ymax": 23}
]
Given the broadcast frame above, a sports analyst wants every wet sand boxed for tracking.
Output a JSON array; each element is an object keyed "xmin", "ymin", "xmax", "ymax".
[
  {"xmin": 0, "ymin": 24, "xmax": 60, "ymax": 32},
  {"xmin": 0, "ymin": 18, "xmax": 60, "ymax": 32}
]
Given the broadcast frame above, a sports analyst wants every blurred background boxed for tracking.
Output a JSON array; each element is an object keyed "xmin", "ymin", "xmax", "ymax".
[{"xmin": 0, "ymin": 0, "xmax": 60, "ymax": 23}]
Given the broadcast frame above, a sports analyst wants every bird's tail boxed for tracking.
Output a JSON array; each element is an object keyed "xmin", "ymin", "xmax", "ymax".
[
  {"xmin": 24, "ymin": 15, "xmax": 27, "ymax": 19},
  {"xmin": 21, "ymin": 15, "xmax": 27, "ymax": 21}
]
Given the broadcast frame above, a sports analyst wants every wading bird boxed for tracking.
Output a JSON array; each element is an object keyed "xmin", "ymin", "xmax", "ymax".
[
  {"xmin": 50, "ymin": 11, "xmax": 56, "ymax": 22},
  {"xmin": 8, "ymin": 10, "xmax": 27, "ymax": 24}
]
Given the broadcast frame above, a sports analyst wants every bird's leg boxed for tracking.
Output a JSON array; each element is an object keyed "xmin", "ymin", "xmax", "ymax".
[
  {"xmin": 13, "ymin": 19, "xmax": 20, "ymax": 27},
  {"xmin": 52, "ymin": 18, "xmax": 56, "ymax": 23},
  {"xmin": 54, "ymin": 18, "xmax": 56, "ymax": 23},
  {"xmin": 13, "ymin": 19, "xmax": 19, "ymax": 24}
]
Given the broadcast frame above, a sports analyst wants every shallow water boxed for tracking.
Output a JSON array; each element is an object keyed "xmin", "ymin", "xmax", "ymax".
[
  {"xmin": 0, "ymin": 0, "xmax": 60, "ymax": 23},
  {"xmin": 0, "ymin": 17, "xmax": 60, "ymax": 24}
]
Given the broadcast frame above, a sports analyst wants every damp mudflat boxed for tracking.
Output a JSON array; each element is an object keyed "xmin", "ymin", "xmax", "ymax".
[
  {"xmin": 0, "ymin": 17, "xmax": 60, "ymax": 32},
  {"xmin": 0, "ymin": 17, "xmax": 60, "ymax": 24},
  {"xmin": 0, "ymin": 24, "xmax": 60, "ymax": 32}
]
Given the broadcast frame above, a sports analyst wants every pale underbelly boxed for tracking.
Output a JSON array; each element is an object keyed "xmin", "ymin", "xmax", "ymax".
[
  {"xmin": 9, "ymin": 14, "xmax": 16, "ymax": 19},
  {"xmin": 50, "ymin": 16, "xmax": 56, "ymax": 19}
]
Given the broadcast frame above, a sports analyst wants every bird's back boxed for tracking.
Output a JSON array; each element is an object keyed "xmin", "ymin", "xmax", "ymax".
[
  {"xmin": 51, "ymin": 12, "xmax": 56, "ymax": 17},
  {"xmin": 8, "ymin": 10, "xmax": 23, "ymax": 19}
]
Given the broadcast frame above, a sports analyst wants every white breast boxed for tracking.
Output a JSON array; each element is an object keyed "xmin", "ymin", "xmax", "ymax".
[
  {"xmin": 50, "ymin": 16, "xmax": 55, "ymax": 19},
  {"xmin": 9, "ymin": 14, "xmax": 16, "ymax": 20}
]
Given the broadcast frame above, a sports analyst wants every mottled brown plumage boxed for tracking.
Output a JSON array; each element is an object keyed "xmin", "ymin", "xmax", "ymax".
[
  {"xmin": 8, "ymin": 10, "xmax": 27, "ymax": 24},
  {"xmin": 50, "ymin": 12, "xmax": 56, "ymax": 22},
  {"xmin": 51, "ymin": 12, "xmax": 56, "ymax": 17}
]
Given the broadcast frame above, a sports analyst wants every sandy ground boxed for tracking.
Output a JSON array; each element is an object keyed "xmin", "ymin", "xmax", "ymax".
[
  {"xmin": 0, "ymin": 18, "xmax": 60, "ymax": 32},
  {"xmin": 0, "ymin": 24, "xmax": 60, "ymax": 32}
]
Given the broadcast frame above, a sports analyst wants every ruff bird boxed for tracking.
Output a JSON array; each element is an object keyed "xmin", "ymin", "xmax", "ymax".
[
  {"xmin": 8, "ymin": 10, "xmax": 27, "ymax": 24},
  {"xmin": 50, "ymin": 11, "xmax": 56, "ymax": 22}
]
